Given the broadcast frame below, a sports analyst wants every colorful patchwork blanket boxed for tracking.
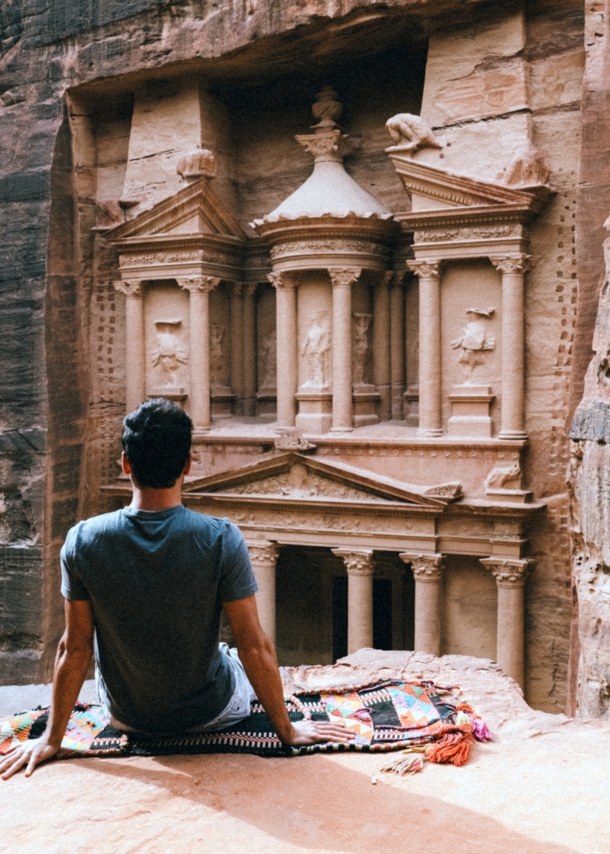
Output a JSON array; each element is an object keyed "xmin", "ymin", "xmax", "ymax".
[{"xmin": 0, "ymin": 680, "xmax": 490, "ymax": 772}]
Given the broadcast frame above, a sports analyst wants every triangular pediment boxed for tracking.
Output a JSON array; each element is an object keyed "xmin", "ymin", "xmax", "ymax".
[
  {"xmin": 183, "ymin": 453, "xmax": 462, "ymax": 507},
  {"xmin": 387, "ymin": 153, "xmax": 549, "ymax": 213},
  {"xmin": 103, "ymin": 178, "xmax": 246, "ymax": 243}
]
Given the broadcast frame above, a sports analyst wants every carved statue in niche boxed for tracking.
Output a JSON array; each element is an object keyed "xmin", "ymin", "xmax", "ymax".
[
  {"xmin": 352, "ymin": 313, "xmax": 372, "ymax": 387},
  {"xmin": 259, "ymin": 329, "xmax": 277, "ymax": 392},
  {"xmin": 210, "ymin": 325, "xmax": 226, "ymax": 388},
  {"xmin": 451, "ymin": 308, "xmax": 496, "ymax": 382},
  {"xmin": 151, "ymin": 320, "xmax": 187, "ymax": 388},
  {"xmin": 385, "ymin": 113, "xmax": 442, "ymax": 154},
  {"xmin": 301, "ymin": 313, "xmax": 331, "ymax": 389}
]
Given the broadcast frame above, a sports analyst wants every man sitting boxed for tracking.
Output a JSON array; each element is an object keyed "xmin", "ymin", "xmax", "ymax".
[{"xmin": 1, "ymin": 399, "xmax": 351, "ymax": 778}]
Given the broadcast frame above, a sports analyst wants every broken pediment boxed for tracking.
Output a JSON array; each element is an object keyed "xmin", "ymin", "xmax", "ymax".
[
  {"xmin": 387, "ymin": 154, "xmax": 550, "ymax": 215},
  {"xmin": 183, "ymin": 452, "xmax": 462, "ymax": 507},
  {"xmin": 102, "ymin": 177, "xmax": 246, "ymax": 244}
]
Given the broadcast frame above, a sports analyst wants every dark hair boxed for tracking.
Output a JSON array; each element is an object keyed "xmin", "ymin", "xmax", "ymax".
[{"xmin": 122, "ymin": 399, "xmax": 193, "ymax": 489}]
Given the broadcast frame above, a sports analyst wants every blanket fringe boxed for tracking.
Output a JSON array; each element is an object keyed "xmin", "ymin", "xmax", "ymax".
[{"xmin": 381, "ymin": 752, "xmax": 426, "ymax": 775}]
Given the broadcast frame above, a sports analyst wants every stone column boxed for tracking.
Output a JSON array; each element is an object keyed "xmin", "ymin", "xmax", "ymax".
[
  {"xmin": 481, "ymin": 558, "xmax": 532, "ymax": 687},
  {"xmin": 246, "ymin": 540, "xmax": 280, "ymax": 644},
  {"xmin": 490, "ymin": 255, "xmax": 534, "ymax": 441},
  {"xmin": 329, "ymin": 267, "xmax": 360, "ymax": 432},
  {"xmin": 269, "ymin": 272, "xmax": 298, "ymax": 428},
  {"xmin": 178, "ymin": 276, "xmax": 220, "ymax": 433},
  {"xmin": 399, "ymin": 553, "xmax": 444, "ymax": 656},
  {"xmin": 242, "ymin": 282, "xmax": 258, "ymax": 416},
  {"xmin": 114, "ymin": 280, "xmax": 145, "ymax": 412},
  {"xmin": 407, "ymin": 260, "xmax": 442, "ymax": 436},
  {"xmin": 373, "ymin": 271, "xmax": 392, "ymax": 421},
  {"xmin": 332, "ymin": 549, "xmax": 374, "ymax": 653},
  {"xmin": 390, "ymin": 273, "xmax": 406, "ymax": 421},
  {"xmin": 230, "ymin": 281, "xmax": 244, "ymax": 413}
]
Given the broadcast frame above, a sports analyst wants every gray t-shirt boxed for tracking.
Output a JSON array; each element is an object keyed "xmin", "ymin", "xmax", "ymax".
[{"xmin": 60, "ymin": 505, "xmax": 257, "ymax": 732}]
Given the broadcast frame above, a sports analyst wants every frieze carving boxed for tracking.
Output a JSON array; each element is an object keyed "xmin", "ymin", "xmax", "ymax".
[
  {"xmin": 274, "ymin": 428, "xmax": 316, "ymax": 452},
  {"xmin": 407, "ymin": 259, "xmax": 441, "ymax": 279},
  {"xmin": 451, "ymin": 307, "xmax": 496, "ymax": 379},
  {"xmin": 481, "ymin": 558, "xmax": 532, "ymax": 588},
  {"xmin": 114, "ymin": 279, "xmax": 142, "ymax": 297},
  {"xmin": 385, "ymin": 113, "xmax": 442, "ymax": 154},
  {"xmin": 485, "ymin": 463, "xmax": 521, "ymax": 490},
  {"xmin": 328, "ymin": 267, "xmax": 361, "ymax": 288},
  {"xmin": 245, "ymin": 540, "xmax": 279, "ymax": 568},
  {"xmin": 221, "ymin": 508, "xmax": 415, "ymax": 536},
  {"xmin": 490, "ymin": 255, "xmax": 535, "ymax": 275},
  {"xmin": 224, "ymin": 463, "xmax": 387, "ymax": 502},
  {"xmin": 332, "ymin": 549, "xmax": 375, "ymax": 576},
  {"xmin": 270, "ymin": 239, "xmax": 387, "ymax": 260},
  {"xmin": 399, "ymin": 553, "xmax": 444, "ymax": 582},
  {"xmin": 121, "ymin": 250, "xmax": 229, "ymax": 267},
  {"xmin": 414, "ymin": 225, "xmax": 519, "ymax": 244},
  {"xmin": 301, "ymin": 313, "xmax": 331, "ymax": 389}
]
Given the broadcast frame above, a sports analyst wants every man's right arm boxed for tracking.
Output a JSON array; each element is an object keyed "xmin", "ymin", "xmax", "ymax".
[{"xmin": 224, "ymin": 595, "xmax": 354, "ymax": 746}]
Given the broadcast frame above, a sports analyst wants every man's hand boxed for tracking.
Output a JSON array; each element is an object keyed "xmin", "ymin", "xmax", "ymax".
[
  {"xmin": 288, "ymin": 719, "xmax": 356, "ymax": 746},
  {"xmin": 0, "ymin": 735, "xmax": 60, "ymax": 780}
]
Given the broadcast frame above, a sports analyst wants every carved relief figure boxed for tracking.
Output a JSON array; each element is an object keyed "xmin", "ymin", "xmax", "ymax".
[
  {"xmin": 352, "ymin": 313, "xmax": 372, "ymax": 387},
  {"xmin": 499, "ymin": 144, "xmax": 550, "ymax": 188},
  {"xmin": 210, "ymin": 325, "xmax": 226, "ymax": 388},
  {"xmin": 260, "ymin": 329, "xmax": 277, "ymax": 392},
  {"xmin": 301, "ymin": 313, "xmax": 331, "ymax": 389},
  {"xmin": 451, "ymin": 308, "xmax": 496, "ymax": 381},
  {"xmin": 176, "ymin": 147, "xmax": 216, "ymax": 181},
  {"xmin": 385, "ymin": 113, "xmax": 442, "ymax": 153},
  {"xmin": 151, "ymin": 320, "xmax": 187, "ymax": 387}
]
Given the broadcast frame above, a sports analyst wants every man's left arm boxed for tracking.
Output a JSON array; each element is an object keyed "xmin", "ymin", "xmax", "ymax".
[{"xmin": 0, "ymin": 599, "xmax": 94, "ymax": 780}]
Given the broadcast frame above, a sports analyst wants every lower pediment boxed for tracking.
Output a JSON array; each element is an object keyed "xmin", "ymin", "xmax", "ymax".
[{"xmin": 184, "ymin": 452, "xmax": 462, "ymax": 507}]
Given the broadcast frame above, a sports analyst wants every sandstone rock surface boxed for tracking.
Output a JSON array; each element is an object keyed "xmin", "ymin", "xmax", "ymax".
[{"xmin": 0, "ymin": 651, "xmax": 609, "ymax": 854}]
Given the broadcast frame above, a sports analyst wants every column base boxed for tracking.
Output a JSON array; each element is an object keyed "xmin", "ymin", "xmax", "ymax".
[
  {"xmin": 296, "ymin": 390, "xmax": 332, "ymax": 434},
  {"xmin": 192, "ymin": 427, "xmax": 211, "ymax": 438},
  {"xmin": 353, "ymin": 384, "xmax": 380, "ymax": 428},
  {"xmin": 330, "ymin": 426, "xmax": 354, "ymax": 433},
  {"xmin": 498, "ymin": 429, "xmax": 528, "ymax": 441}
]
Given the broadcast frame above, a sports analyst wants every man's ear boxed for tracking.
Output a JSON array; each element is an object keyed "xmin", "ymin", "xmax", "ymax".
[
  {"xmin": 183, "ymin": 451, "xmax": 193, "ymax": 476},
  {"xmin": 121, "ymin": 452, "xmax": 132, "ymax": 476}
]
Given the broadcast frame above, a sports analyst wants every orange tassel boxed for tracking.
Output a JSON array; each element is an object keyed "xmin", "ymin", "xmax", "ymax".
[{"xmin": 425, "ymin": 722, "xmax": 475, "ymax": 767}]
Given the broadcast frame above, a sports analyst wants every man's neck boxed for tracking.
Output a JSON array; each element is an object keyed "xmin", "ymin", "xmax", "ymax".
[{"xmin": 129, "ymin": 483, "xmax": 184, "ymax": 512}]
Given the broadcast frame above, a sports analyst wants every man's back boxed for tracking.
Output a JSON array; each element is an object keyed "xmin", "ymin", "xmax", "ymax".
[{"xmin": 61, "ymin": 506, "xmax": 257, "ymax": 732}]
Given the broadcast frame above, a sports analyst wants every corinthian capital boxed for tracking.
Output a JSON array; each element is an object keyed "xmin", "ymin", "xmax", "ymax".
[
  {"xmin": 399, "ymin": 553, "xmax": 444, "ymax": 582},
  {"xmin": 489, "ymin": 255, "xmax": 537, "ymax": 275},
  {"xmin": 480, "ymin": 557, "xmax": 532, "ymax": 588},
  {"xmin": 177, "ymin": 276, "xmax": 221, "ymax": 294},
  {"xmin": 328, "ymin": 267, "xmax": 361, "ymax": 288},
  {"xmin": 268, "ymin": 272, "xmax": 299, "ymax": 289},
  {"xmin": 332, "ymin": 548, "xmax": 374, "ymax": 576},
  {"xmin": 407, "ymin": 259, "xmax": 441, "ymax": 279},
  {"xmin": 114, "ymin": 279, "xmax": 142, "ymax": 297},
  {"xmin": 246, "ymin": 540, "xmax": 280, "ymax": 569}
]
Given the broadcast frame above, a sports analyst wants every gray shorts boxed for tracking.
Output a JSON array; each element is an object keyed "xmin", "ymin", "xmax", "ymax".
[{"xmin": 101, "ymin": 643, "xmax": 256, "ymax": 733}]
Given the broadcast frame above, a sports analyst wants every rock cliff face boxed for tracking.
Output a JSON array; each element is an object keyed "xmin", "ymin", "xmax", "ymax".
[{"xmin": 1, "ymin": 0, "xmax": 609, "ymax": 721}]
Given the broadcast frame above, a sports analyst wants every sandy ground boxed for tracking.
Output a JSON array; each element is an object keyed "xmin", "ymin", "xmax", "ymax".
[{"xmin": 1, "ymin": 651, "xmax": 608, "ymax": 854}]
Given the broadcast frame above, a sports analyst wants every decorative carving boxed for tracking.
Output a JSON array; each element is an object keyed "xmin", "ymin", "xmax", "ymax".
[
  {"xmin": 177, "ymin": 276, "xmax": 221, "ymax": 294},
  {"xmin": 210, "ymin": 325, "xmax": 226, "ymax": 387},
  {"xmin": 259, "ymin": 329, "xmax": 277, "ymax": 392},
  {"xmin": 481, "ymin": 558, "xmax": 532, "ymax": 588},
  {"xmin": 270, "ymin": 239, "xmax": 387, "ymax": 260},
  {"xmin": 311, "ymin": 85, "xmax": 343, "ymax": 127},
  {"xmin": 423, "ymin": 482, "xmax": 463, "ymax": 501},
  {"xmin": 385, "ymin": 113, "xmax": 442, "ymax": 154},
  {"xmin": 114, "ymin": 279, "xmax": 141, "ymax": 297},
  {"xmin": 490, "ymin": 255, "xmax": 534, "ymax": 276},
  {"xmin": 224, "ymin": 464, "xmax": 387, "ymax": 502},
  {"xmin": 274, "ymin": 429, "xmax": 316, "ymax": 452},
  {"xmin": 245, "ymin": 540, "xmax": 279, "ymax": 569},
  {"xmin": 332, "ymin": 549, "xmax": 375, "ymax": 576},
  {"xmin": 328, "ymin": 267, "xmax": 360, "ymax": 288},
  {"xmin": 352, "ymin": 313, "xmax": 372, "ymax": 387},
  {"xmin": 451, "ymin": 308, "xmax": 496, "ymax": 380},
  {"xmin": 407, "ymin": 259, "xmax": 441, "ymax": 279},
  {"xmin": 399, "ymin": 553, "xmax": 444, "ymax": 582},
  {"xmin": 295, "ymin": 87, "xmax": 357, "ymax": 162},
  {"xmin": 121, "ymin": 250, "xmax": 229, "ymax": 267},
  {"xmin": 485, "ymin": 463, "xmax": 521, "ymax": 490},
  {"xmin": 176, "ymin": 147, "xmax": 216, "ymax": 181},
  {"xmin": 243, "ymin": 282, "xmax": 258, "ymax": 298},
  {"xmin": 301, "ymin": 313, "xmax": 331, "ymax": 389},
  {"xmin": 268, "ymin": 271, "xmax": 299, "ymax": 289},
  {"xmin": 499, "ymin": 145, "xmax": 550, "ymax": 188},
  {"xmin": 151, "ymin": 320, "xmax": 187, "ymax": 387},
  {"xmin": 414, "ymin": 225, "xmax": 519, "ymax": 244}
]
